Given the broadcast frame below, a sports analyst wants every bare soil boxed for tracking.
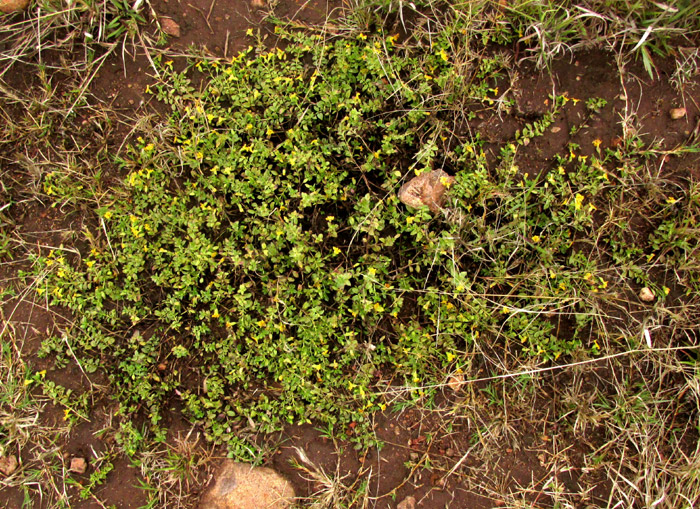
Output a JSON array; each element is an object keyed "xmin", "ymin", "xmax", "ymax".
[{"xmin": 1, "ymin": 1, "xmax": 699, "ymax": 508}]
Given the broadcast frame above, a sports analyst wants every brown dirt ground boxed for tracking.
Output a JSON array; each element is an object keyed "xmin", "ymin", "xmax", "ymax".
[{"xmin": 1, "ymin": 1, "xmax": 699, "ymax": 508}]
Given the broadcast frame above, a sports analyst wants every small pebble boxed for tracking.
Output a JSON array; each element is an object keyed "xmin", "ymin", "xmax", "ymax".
[
  {"xmin": 160, "ymin": 17, "xmax": 181, "ymax": 38},
  {"xmin": 639, "ymin": 287, "xmax": 655, "ymax": 302},
  {"xmin": 70, "ymin": 457, "xmax": 87, "ymax": 474},
  {"xmin": 0, "ymin": 455, "xmax": 18, "ymax": 476},
  {"xmin": 447, "ymin": 375, "xmax": 463, "ymax": 392},
  {"xmin": 669, "ymin": 107, "xmax": 686, "ymax": 120},
  {"xmin": 397, "ymin": 496, "xmax": 416, "ymax": 509}
]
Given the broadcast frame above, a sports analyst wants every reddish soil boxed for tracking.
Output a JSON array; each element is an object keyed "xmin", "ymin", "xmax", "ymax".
[{"xmin": 1, "ymin": 1, "xmax": 698, "ymax": 508}]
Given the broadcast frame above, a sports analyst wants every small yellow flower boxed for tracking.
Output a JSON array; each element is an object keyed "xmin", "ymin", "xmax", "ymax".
[
  {"xmin": 592, "ymin": 139, "xmax": 602, "ymax": 149},
  {"xmin": 332, "ymin": 247, "xmax": 341, "ymax": 256},
  {"xmin": 574, "ymin": 193, "xmax": 584, "ymax": 211},
  {"xmin": 666, "ymin": 197, "xmax": 678, "ymax": 204},
  {"xmin": 531, "ymin": 235, "xmax": 541, "ymax": 243},
  {"xmin": 373, "ymin": 303, "xmax": 384, "ymax": 313},
  {"xmin": 246, "ymin": 28, "xmax": 253, "ymax": 36}
]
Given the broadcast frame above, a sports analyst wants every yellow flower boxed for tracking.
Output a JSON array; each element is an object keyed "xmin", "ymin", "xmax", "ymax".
[
  {"xmin": 373, "ymin": 303, "xmax": 384, "ymax": 313},
  {"xmin": 667, "ymin": 197, "xmax": 678, "ymax": 204},
  {"xmin": 574, "ymin": 193, "xmax": 584, "ymax": 210},
  {"xmin": 592, "ymin": 139, "xmax": 602, "ymax": 149},
  {"xmin": 531, "ymin": 235, "xmax": 541, "ymax": 243}
]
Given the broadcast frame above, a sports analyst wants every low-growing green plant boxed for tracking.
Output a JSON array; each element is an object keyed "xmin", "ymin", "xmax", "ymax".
[{"xmin": 32, "ymin": 19, "xmax": 699, "ymax": 456}]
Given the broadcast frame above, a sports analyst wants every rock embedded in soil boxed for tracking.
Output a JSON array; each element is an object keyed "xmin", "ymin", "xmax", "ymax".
[
  {"xmin": 198, "ymin": 460, "xmax": 296, "ymax": 509},
  {"xmin": 0, "ymin": 455, "xmax": 18, "ymax": 476},
  {"xmin": 398, "ymin": 169, "xmax": 454, "ymax": 213},
  {"xmin": 639, "ymin": 287, "xmax": 655, "ymax": 302},
  {"xmin": 397, "ymin": 495, "xmax": 416, "ymax": 509},
  {"xmin": 447, "ymin": 374, "xmax": 463, "ymax": 392},
  {"xmin": 160, "ymin": 17, "xmax": 181, "ymax": 38},
  {"xmin": 669, "ymin": 107, "xmax": 686, "ymax": 120},
  {"xmin": 0, "ymin": 0, "xmax": 30, "ymax": 13},
  {"xmin": 69, "ymin": 457, "xmax": 87, "ymax": 474}
]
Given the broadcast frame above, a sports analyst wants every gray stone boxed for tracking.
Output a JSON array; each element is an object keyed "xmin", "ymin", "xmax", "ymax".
[{"xmin": 199, "ymin": 460, "xmax": 296, "ymax": 509}]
